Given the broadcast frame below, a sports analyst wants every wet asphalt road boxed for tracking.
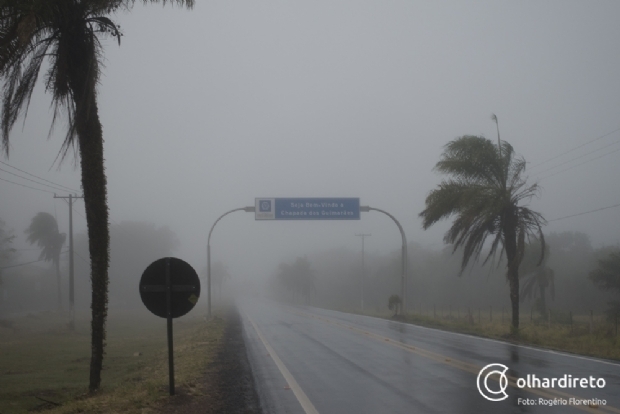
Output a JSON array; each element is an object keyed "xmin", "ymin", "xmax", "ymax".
[{"xmin": 239, "ymin": 300, "xmax": 620, "ymax": 414}]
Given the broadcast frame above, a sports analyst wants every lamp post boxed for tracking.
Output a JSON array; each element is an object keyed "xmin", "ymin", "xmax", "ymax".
[
  {"xmin": 207, "ymin": 206, "xmax": 255, "ymax": 317},
  {"xmin": 360, "ymin": 206, "xmax": 408, "ymax": 313},
  {"xmin": 355, "ymin": 233, "xmax": 371, "ymax": 311}
]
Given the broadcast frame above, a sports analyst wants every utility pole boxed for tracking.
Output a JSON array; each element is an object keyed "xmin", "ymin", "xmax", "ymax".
[
  {"xmin": 355, "ymin": 233, "xmax": 371, "ymax": 312},
  {"xmin": 54, "ymin": 193, "xmax": 83, "ymax": 331}
]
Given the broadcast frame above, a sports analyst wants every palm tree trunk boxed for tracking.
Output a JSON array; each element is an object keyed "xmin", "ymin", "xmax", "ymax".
[
  {"xmin": 70, "ymin": 58, "xmax": 110, "ymax": 391},
  {"xmin": 504, "ymin": 214, "xmax": 520, "ymax": 333},
  {"xmin": 77, "ymin": 108, "xmax": 109, "ymax": 392}
]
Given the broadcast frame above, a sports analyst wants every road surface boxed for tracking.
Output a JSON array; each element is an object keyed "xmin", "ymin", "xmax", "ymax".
[{"xmin": 239, "ymin": 300, "xmax": 620, "ymax": 414}]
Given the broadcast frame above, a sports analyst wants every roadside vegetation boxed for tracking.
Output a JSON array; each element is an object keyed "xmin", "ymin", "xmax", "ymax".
[
  {"xmin": 0, "ymin": 307, "xmax": 224, "ymax": 414},
  {"xmin": 348, "ymin": 306, "xmax": 620, "ymax": 362}
]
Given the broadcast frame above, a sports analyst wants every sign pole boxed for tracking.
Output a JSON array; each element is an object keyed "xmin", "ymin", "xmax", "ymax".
[
  {"xmin": 139, "ymin": 257, "xmax": 200, "ymax": 397},
  {"xmin": 165, "ymin": 257, "xmax": 175, "ymax": 396}
]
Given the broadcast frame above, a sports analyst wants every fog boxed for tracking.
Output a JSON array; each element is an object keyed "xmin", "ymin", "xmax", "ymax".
[{"xmin": 1, "ymin": 1, "xmax": 620, "ymax": 315}]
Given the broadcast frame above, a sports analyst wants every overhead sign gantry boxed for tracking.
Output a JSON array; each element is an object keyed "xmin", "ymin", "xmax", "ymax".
[
  {"xmin": 207, "ymin": 198, "xmax": 407, "ymax": 317},
  {"xmin": 255, "ymin": 197, "xmax": 360, "ymax": 220}
]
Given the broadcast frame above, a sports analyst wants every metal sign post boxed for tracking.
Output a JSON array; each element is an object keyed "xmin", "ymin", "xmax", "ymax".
[
  {"xmin": 165, "ymin": 258, "xmax": 174, "ymax": 395},
  {"xmin": 139, "ymin": 257, "xmax": 200, "ymax": 396}
]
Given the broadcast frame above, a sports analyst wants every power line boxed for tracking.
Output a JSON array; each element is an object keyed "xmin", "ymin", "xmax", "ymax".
[
  {"xmin": 74, "ymin": 250, "xmax": 89, "ymax": 265},
  {"xmin": 533, "ymin": 137, "xmax": 620, "ymax": 176},
  {"xmin": 538, "ymin": 147, "xmax": 620, "ymax": 181},
  {"xmin": 0, "ymin": 176, "xmax": 55, "ymax": 194},
  {"xmin": 0, "ymin": 160, "xmax": 80, "ymax": 193},
  {"xmin": 548, "ymin": 202, "xmax": 620, "ymax": 223},
  {"xmin": 529, "ymin": 126, "xmax": 620, "ymax": 170},
  {"xmin": 0, "ymin": 166, "xmax": 77, "ymax": 193}
]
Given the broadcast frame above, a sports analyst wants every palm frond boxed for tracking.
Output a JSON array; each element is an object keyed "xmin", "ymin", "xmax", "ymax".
[{"xmin": 420, "ymin": 134, "xmax": 546, "ymax": 276}]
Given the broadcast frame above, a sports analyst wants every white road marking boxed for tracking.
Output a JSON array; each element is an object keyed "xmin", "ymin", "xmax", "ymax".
[{"xmin": 247, "ymin": 315, "xmax": 320, "ymax": 414}]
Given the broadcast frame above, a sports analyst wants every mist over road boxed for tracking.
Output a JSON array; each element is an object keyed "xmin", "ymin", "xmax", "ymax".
[{"xmin": 239, "ymin": 301, "xmax": 620, "ymax": 414}]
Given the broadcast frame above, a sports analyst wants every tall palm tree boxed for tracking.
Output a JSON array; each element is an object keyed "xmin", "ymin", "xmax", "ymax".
[
  {"xmin": 25, "ymin": 212, "xmax": 66, "ymax": 310},
  {"xmin": 419, "ymin": 131, "xmax": 546, "ymax": 332},
  {"xmin": 0, "ymin": 0, "xmax": 193, "ymax": 391}
]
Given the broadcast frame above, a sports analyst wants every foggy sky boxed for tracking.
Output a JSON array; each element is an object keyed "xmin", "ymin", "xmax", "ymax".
[{"xmin": 2, "ymin": 0, "xmax": 620, "ymax": 283}]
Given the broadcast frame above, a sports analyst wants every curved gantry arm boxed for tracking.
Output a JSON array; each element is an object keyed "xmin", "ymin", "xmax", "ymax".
[
  {"xmin": 360, "ymin": 206, "xmax": 408, "ymax": 313},
  {"xmin": 207, "ymin": 206, "xmax": 255, "ymax": 316}
]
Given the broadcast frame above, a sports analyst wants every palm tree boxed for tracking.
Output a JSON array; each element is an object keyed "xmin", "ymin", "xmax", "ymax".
[
  {"xmin": 419, "ymin": 125, "xmax": 546, "ymax": 332},
  {"xmin": 520, "ymin": 240, "xmax": 555, "ymax": 316},
  {"xmin": 25, "ymin": 212, "xmax": 66, "ymax": 310},
  {"xmin": 0, "ymin": 0, "xmax": 193, "ymax": 391}
]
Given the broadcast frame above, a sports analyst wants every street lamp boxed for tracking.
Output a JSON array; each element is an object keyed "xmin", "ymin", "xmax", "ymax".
[{"xmin": 207, "ymin": 206, "xmax": 255, "ymax": 317}]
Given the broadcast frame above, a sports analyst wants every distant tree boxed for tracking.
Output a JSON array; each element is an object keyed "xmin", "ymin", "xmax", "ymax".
[
  {"xmin": 211, "ymin": 261, "xmax": 230, "ymax": 301},
  {"xmin": 419, "ymin": 120, "xmax": 546, "ymax": 333},
  {"xmin": 589, "ymin": 250, "xmax": 620, "ymax": 320},
  {"xmin": 0, "ymin": 219, "xmax": 17, "ymax": 310},
  {"xmin": 388, "ymin": 294, "xmax": 401, "ymax": 317},
  {"xmin": 520, "ymin": 240, "xmax": 555, "ymax": 316},
  {"xmin": 75, "ymin": 221, "xmax": 179, "ymax": 309},
  {"xmin": 275, "ymin": 257, "xmax": 315, "ymax": 304},
  {"xmin": 25, "ymin": 213, "xmax": 66, "ymax": 310}
]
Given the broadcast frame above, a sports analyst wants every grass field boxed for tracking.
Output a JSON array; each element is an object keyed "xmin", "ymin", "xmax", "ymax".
[
  {"xmin": 347, "ymin": 307, "xmax": 620, "ymax": 362},
  {"xmin": 0, "ymin": 306, "xmax": 224, "ymax": 414}
]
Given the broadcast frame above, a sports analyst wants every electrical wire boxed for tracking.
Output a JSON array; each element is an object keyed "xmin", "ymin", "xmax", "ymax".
[
  {"xmin": 533, "ymin": 138, "xmax": 620, "ymax": 176},
  {"xmin": 74, "ymin": 250, "xmax": 90, "ymax": 264},
  {"xmin": 548, "ymin": 203, "xmax": 620, "ymax": 223},
  {"xmin": 0, "ymin": 176, "xmax": 55, "ymax": 194},
  {"xmin": 538, "ymin": 147, "xmax": 620, "ymax": 181},
  {"xmin": 0, "ymin": 160, "xmax": 80, "ymax": 193},
  {"xmin": 0, "ymin": 166, "xmax": 77, "ymax": 193},
  {"xmin": 528, "ymin": 126, "xmax": 620, "ymax": 170}
]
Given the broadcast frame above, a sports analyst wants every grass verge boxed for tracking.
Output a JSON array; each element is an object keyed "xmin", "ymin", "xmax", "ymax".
[
  {"xmin": 339, "ymin": 308, "xmax": 620, "ymax": 362},
  {"xmin": 0, "ymin": 307, "xmax": 225, "ymax": 414}
]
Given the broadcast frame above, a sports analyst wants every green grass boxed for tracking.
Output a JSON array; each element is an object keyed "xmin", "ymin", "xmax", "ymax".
[
  {"xmin": 0, "ymin": 306, "xmax": 225, "ymax": 414},
  {"xmin": 342, "ymin": 307, "xmax": 620, "ymax": 361}
]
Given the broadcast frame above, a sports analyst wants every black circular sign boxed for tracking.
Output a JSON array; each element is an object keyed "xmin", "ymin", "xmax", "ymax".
[{"xmin": 139, "ymin": 257, "xmax": 200, "ymax": 318}]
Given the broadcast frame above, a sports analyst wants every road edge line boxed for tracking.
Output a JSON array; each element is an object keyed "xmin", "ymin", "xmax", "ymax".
[{"xmin": 246, "ymin": 315, "xmax": 320, "ymax": 414}]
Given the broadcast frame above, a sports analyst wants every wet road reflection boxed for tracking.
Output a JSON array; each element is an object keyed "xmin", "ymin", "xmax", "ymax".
[{"xmin": 240, "ymin": 301, "xmax": 619, "ymax": 414}]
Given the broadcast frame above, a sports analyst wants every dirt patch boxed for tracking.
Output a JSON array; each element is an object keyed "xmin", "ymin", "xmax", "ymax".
[{"xmin": 160, "ymin": 306, "xmax": 262, "ymax": 414}]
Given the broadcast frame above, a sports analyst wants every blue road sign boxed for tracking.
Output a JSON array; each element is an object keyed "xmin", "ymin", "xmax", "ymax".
[{"xmin": 255, "ymin": 198, "xmax": 360, "ymax": 220}]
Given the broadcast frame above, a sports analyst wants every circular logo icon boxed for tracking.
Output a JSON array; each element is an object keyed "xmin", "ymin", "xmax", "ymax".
[
  {"xmin": 477, "ymin": 363, "xmax": 509, "ymax": 401},
  {"xmin": 260, "ymin": 200, "xmax": 271, "ymax": 212}
]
